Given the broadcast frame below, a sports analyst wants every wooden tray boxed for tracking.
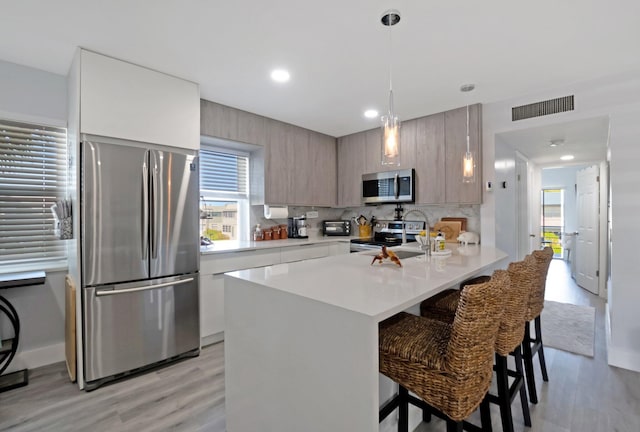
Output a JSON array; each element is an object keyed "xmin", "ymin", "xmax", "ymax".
[
  {"xmin": 434, "ymin": 221, "xmax": 462, "ymax": 243},
  {"xmin": 441, "ymin": 217, "xmax": 467, "ymax": 232}
]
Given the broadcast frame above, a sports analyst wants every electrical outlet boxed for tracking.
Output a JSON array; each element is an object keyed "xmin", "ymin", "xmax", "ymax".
[{"xmin": 306, "ymin": 211, "xmax": 319, "ymax": 219}]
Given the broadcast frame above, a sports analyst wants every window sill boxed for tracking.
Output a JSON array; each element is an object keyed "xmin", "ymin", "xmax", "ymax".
[{"xmin": 0, "ymin": 260, "xmax": 68, "ymax": 276}]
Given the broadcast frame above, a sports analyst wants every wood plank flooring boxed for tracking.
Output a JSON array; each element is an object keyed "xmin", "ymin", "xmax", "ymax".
[{"xmin": 0, "ymin": 259, "xmax": 638, "ymax": 431}]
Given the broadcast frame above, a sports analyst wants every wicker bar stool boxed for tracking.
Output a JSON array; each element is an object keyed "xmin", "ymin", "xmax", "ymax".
[
  {"xmin": 378, "ymin": 270, "xmax": 508, "ymax": 432},
  {"xmin": 419, "ymin": 257, "xmax": 538, "ymax": 432},
  {"xmin": 522, "ymin": 247, "xmax": 554, "ymax": 404}
]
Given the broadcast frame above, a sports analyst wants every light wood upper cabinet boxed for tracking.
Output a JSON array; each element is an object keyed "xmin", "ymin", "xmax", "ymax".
[
  {"xmin": 307, "ymin": 132, "xmax": 337, "ymax": 207},
  {"xmin": 264, "ymin": 121, "xmax": 294, "ymax": 205},
  {"xmin": 201, "ymin": 99, "xmax": 337, "ymax": 207},
  {"xmin": 335, "ymin": 104, "xmax": 482, "ymax": 206},
  {"xmin": 399, "ymin": 119, "xmax": 417, "ymax": 171},
  {"xmin": 444, "ymin": 104, "xmax": 482, "ymax": 204},
  {"xmin": 415, "ymin": 113, "xmax": 446, "ymax": 204},
  {"xmin": 80, "ymin": 50, "xmax": 199, "ymax": 150},
  {"xmin": 337, "ymin": 133, "xmax": 366, "ymax": 207}
]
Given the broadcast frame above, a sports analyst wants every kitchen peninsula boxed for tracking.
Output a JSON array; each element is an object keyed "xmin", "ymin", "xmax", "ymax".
[{"xmin": 224, "ymin": 244, "xmax": 507, "ymax": 431}]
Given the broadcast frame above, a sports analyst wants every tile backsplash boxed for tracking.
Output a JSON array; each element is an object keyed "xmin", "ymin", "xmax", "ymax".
[{"xmin": 251, "ymin": 203, "xmax": 480, "ymax": 239}]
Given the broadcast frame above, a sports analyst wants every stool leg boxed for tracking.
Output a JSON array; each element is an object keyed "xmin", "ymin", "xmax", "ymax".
[
  {"xmin": 446, "ymin": 420, "xmax": 463, "ymax": 432},
  {"xmin": 398, "ymin": 385, "xmax": 409, "ymax": 432},
  {"xmin": 514, "ymin": 346, "xmax": 532, "ymax": 427},
  {"xmin": 496, "ymin": 354, "xmax": 514, "ymax": 432},
  {"xmin": 523, "ymin": 321, "xmax": 538, "ymax": 404},
  {"xmin": 480, "ymin": 397, "xmax": 493, "ymax": 432},
  {"xmin": 422, "ymin": 406, "xmax": 431, "ymax": 423},
  {"xmin": 535, "ymin": 316, "xmax": 549, "ymax": 382}
]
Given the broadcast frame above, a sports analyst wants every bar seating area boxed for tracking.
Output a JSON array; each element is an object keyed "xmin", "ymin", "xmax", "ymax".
[{"xmin": 380, "ymin": 247, "xmax": 554, "ymax": 431}]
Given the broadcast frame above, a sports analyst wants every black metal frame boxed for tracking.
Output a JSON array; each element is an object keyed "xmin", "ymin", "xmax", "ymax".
[
  {"xmin": 379, "ymin": 384, "xmax": 491, "ymax": 432},
  {"xmin": 0, "ymin": 295, "xmax": 28, "ymax": 393},
  {"xmin": 522, "ymin": 316, "xmax": 549, "ymax": 404}
]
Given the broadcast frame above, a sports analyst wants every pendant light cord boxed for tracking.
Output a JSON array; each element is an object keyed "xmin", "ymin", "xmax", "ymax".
[
  {"xmin": 466, "ymin": 103, "xmax": 470, "ymax": 152},
  {"xmin": 388, "ymin": 11, "xmax": 394, "ymax": 117}
]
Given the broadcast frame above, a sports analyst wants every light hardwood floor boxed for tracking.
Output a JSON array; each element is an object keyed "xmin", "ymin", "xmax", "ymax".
[{"xmin": 1, "ymin": 260, "xmax": 639, "ymax": 431}]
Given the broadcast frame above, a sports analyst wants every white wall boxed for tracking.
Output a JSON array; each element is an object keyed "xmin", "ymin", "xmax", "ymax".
[
  {"xmin": 0, "ymin": 59, "xmax": 66, "ymax": 126},
  {"xmin": 0, "ymin": 60, "xmax": 68, "ymax": 371},
  {"xmin": 481, "ymin": 71, "xmax": 640, "ymax": 372},
  {"xmin": 493, "ymin": 137, "xmax": 518, "ymax": 260}
]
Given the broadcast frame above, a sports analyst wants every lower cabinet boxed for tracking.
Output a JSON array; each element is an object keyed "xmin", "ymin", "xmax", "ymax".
[{"xmin": 199, "ymin": 242, "xmax": 350, "ymax": 343}]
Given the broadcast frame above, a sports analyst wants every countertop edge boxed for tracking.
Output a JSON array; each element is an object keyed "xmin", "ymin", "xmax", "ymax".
[{"xmin": 200, "ymin": 237, "xmax": 353, "ymax": 255}]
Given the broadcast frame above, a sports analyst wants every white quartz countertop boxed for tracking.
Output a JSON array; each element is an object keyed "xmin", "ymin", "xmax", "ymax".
[
  {"xmin": 200, "ymin": 236, "xmax": 351, "ymax": 255},
  {"xmin": 226, "ymin": 244, "xmax": 508, "ymax": 321}
]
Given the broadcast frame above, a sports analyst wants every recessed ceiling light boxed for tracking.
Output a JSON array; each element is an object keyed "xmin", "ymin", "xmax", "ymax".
[
  {"xmin": 364, "ymin": 109, "xmax": 379, "ymax": 119},
  {"xmin": 270, "ymin": 69, "xmax": 290, "ymax": 83},
  {"xmin": 549, "ymin": 139, "xmax": 565, "ymax": 147},
  {"xmin": 560, "ymin": 155, "xmax": 575, "ymax": 161}
]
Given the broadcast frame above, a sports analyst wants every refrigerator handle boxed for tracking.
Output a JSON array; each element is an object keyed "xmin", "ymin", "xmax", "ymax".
[
  {"xmin": 95, "ymin": 277, "xmax": 194, "ymax": 296},
  {"xmin": 151, "ymin": 163, "xmax": 159, "ymax": 259},
  {"xmin": 142, "ymin": 160, "xmax": 149, "ymax": 259}
]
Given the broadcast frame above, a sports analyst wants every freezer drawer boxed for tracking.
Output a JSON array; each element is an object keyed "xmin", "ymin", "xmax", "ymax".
[{"xmin": 83, "ymin": 273, "xmax": 200, "ymax": 384}]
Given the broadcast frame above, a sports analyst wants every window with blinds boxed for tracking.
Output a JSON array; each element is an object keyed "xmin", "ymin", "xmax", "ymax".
[
  {"xmin": 199, "ymin": 147, "xmax": 248, "ymax": 196},
  {"xmin": 0, "ymin": 119, "xmax": 68, "ymax": 269},
  {"xmin": 199, "ymin": 146, "xmax": 249, "ymax": 242}
]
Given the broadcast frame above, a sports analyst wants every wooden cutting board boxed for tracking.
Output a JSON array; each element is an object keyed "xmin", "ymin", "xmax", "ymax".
[
  {"xmin": 434, "ymin": 221, "xmax": 462, "ymax": 243},
  {"xmin": 441, "ymin": 217, "xmax": 467, "ymax": 232}
]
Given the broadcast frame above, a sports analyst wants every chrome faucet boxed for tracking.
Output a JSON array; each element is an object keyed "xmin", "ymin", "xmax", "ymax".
[{"xmin": 402, "ymin": 209, "xmax": 430, "ymax": 249}]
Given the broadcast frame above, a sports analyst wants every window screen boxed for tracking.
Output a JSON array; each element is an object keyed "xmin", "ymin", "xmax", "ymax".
[{"xmin": 0, "ymin": 119, "xmax": 68, "ymax": 268}]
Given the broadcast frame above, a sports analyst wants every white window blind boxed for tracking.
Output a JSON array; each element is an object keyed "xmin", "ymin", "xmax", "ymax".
[
  {"xmin": 0, "ymin": 119, "xmax": 68, "ymax": 268},
  {"xmin": 200, "ymin": 147, "xmax": 248, "ymax": 196}
]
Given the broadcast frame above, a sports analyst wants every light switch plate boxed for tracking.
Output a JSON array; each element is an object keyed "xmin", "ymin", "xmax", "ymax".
[
  {"xmin": 306, "ymin": 211, "xmax": 319, "ymax": 219},
  {"xmin": 486, "ymin": 181, "xmax": 493, "ymax": 191}
]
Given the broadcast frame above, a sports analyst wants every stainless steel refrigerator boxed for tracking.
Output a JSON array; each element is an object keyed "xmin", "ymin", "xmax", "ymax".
[{"xmin": 80, "ymin": 136, "xmax": 200, "ymax": 389}]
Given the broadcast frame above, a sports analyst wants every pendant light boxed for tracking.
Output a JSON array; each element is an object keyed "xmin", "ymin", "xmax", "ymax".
[
  {"xmin": 461, "ymin": 84, "xmax": 476, "ymax": 183},
  {"xmin": 381, "ymin": 10, "xmax": 401, "ymax": 166}
]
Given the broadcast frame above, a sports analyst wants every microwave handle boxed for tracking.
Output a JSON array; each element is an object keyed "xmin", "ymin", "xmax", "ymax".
[{"xmin": 394, "ymin": 173, "xmax": 400, "ymax": 199}]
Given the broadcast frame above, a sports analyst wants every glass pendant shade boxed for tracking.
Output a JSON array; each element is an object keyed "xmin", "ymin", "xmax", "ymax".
[
  {"xmin": 462, "ymin": 148, "xmax": 476, "ymax": 183},
  {"xmin": 381, "ymin": 111, "xmax": 401, "ymax": 166}
]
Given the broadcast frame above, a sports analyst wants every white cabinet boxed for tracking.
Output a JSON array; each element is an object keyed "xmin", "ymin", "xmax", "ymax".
[
  {"xmin": 200, "ymin": 273, "xmax": 225, "ymax": 344},
  {"xmin": 329, "ymin": 242, "xmax": 350, "ymax": 256},
  {"xmin": 80, "ymin": 50, "xmax": 199, "ymax": 150},
  {"xmin": 281, "ymin": 244, "xmax": 330, "ymax": 262},
  {"xmin": 199, "ymin": 241, "xmax": 349, "ymax": 343}
]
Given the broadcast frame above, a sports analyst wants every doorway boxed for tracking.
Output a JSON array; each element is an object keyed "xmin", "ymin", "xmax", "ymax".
[{"xmin": 540, "ymin": 188, "xmax": 564, "ymax": 258}]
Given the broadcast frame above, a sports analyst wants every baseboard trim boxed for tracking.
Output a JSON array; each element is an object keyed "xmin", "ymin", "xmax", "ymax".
[
  {"xmin": 4, "ymin": 342, "xmax": 65, "ymax": 374},
  {"xmin": 202, "ymin": 332, "xmax": 224, "ymax": 347}
]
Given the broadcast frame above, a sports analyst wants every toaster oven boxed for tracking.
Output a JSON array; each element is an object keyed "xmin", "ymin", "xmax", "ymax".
[{"xmin": 322, "ymin": 220, "xmax": 352, "ymax": 236}]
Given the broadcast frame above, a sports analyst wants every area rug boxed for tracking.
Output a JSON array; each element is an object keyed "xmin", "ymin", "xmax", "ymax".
[{"xmin": 540, "ymin": 300, "xmax": 596, "ymax": 357}]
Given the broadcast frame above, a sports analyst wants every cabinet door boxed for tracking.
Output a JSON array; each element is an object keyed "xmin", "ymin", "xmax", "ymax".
[
  {"xmin": 291, "ymin": 125, "xmax": 312, "ymax": 205},
  {"xmin": 307, "ymin": 132, "xmax": 337, "ymax": 207},
  {"xmin": 265, "ymin": 121, "xmax": 295, "ymax": 205},
  {"xmin": 365, "ymin": 128, "xmax": 388, "ymax": 174},
  {"xmin": 337, "ymin": 133, "xmax": 366, "ymax": 207},
  {"xmin": 415, "ymin": 113, "xmax": 446, "ymax": 204},
  {"xmin": 200, "ymin": 273, "xmax": 225, "ymax": 340},
  {"xmin": 444, "ymin": 104, "xmax": 482, "ymax": 204},
  {"xmin": 399, "ymin": 119, "xmax": 417, "ymax": 170},
  {"xmin": 236, "ymin": 110, "xmax": 266, "ymax": 146},
  {"xmin": 80, "ymin": 50, "xmax": 199, "ymax": 150}
]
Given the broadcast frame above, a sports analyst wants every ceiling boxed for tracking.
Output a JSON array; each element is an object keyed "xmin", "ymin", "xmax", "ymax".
[
  {"xmin": 496, "ymin": 116, "xmax": 609, "ymax": 167},
  {"xmin": 1, "ymin": 1, "xmax": 639, "ymax": 137}
]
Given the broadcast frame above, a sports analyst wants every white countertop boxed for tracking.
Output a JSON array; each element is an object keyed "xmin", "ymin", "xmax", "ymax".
[
  {"xmin": 200, "ymin": 236, "xmax": 351, "ymax": 254},
  {"xmin": 227, "ymin": 244, "xmax": 508, "ymax": 321}
]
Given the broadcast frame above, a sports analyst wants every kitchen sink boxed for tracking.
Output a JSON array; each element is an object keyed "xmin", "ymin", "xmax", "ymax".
[{"xmin": 365, "ymin": 250, "xmax": 425, "ymax": 259}]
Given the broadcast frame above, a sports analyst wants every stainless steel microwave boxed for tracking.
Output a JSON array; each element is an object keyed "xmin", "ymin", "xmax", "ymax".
[{"xmin": 362, "ymin": 169, "xmax": 415, "ymax": 204}]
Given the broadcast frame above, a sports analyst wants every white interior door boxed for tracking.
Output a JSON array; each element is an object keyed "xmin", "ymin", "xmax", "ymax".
[
  {"xmin": 516, "ymin": 154, "xmax": 529, "ymax": 259},
  {"xmin": 576, "ymin": 165, "xmax": 599, "ymax": 294}
]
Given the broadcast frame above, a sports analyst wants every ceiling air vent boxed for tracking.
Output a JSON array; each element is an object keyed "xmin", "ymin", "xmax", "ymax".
[{"xmin": 512, "ymin": 95, "xmax": 574, "ymax": 121}]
